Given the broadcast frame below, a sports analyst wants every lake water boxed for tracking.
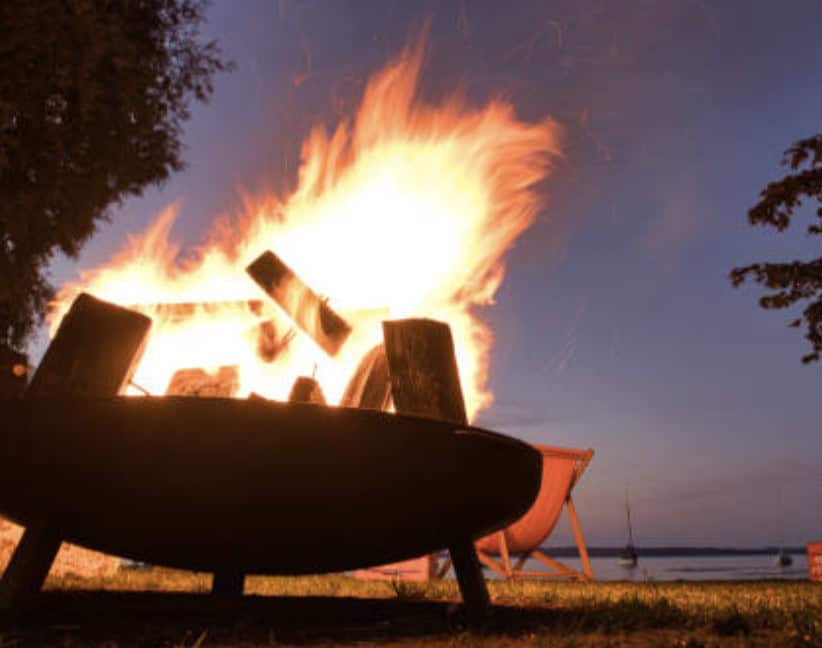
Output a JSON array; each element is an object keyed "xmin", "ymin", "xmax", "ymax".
[{"xmin": 512, "ymin": 552, "xmax": 811, "ymax": 581}]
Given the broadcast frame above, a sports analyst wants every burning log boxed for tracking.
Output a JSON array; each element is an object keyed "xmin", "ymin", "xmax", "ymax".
[
  {"xmin": 0, "ymin": 293, "xmax": 151, "ymax": 610},
  {"xmin": 166, "ymin": 366, "xmax": 240, "ymax": 398},
  {"xmin": 130, "ymin": 300, "xmax": 265, "ymax": 323},
  {"xmin": 133, "ymin": 298, "xmax": 299, "ymax": 369},
  {"xmin": 251, "ymin": 320, "xmax": 295, "ymax": 364},
  {"xmin": 131, "ymin": 300, "xmax": 296, "ymax": 368},
  {"xmin": 382, "ymin": 319, "xmax": 467, "ymax": 424},
  {"xmin": 27, "ymin": 293, "xmax": 152, "ymax": 398},
  {"xmin": 340, "ymin": 344, "xmax": 391, "ymax": 410},
  {"xmin": 382, "ymin": 318, "xmax": 490, "ymax": 624},
  {"xmin": 246, "ymin": 251, "xmax": 352, "ymax": 356},
  {"xmin": 288, "ymin": 376, "xmax": 326, "ymax": 404}
]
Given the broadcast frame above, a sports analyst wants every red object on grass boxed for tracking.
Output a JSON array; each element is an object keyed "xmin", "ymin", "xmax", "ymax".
[{"xmin": 808, "ymin": 543, "xmax": 822, "ymax": 582}]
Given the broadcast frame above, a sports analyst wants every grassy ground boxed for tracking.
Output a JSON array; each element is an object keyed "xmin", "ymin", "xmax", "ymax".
[{"xmin": 0, "ymin": 569, "xmax": 818, "ymax": 647}]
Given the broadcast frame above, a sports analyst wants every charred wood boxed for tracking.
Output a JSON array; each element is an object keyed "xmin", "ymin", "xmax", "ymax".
[
  {"xmin": 165, "ymin": 366, "xmax": 240, "ymax": 398},
  {"xmin": 340, "ymin": 344, "xmax": 391, "ymax": 410},
  {"xmin": 251, "ymin": 320, "xmax": 296, "ymax": 364},
  {"xmin": 288, "ymin": 376, "xmax": 326, "ymax": 404},
  {"xmin": 382, "ymin": 319, "xmax": 467, "ymax": 425},
  {"xmin": 129, "ymin": 300, "xmax": 264, "ymax": 323},
  {"xmin": 246, "ymin": 251, "xmax": 351, "ymax": 356},
  {"xmin": 26, "ymin": 293, "xmax": 152, "ymax": 398}
]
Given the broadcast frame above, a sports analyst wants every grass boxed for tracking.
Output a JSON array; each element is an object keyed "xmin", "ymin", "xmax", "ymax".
[{"xmin": 0, "ymin": 568, "xmax": 818, "ymax": 646}]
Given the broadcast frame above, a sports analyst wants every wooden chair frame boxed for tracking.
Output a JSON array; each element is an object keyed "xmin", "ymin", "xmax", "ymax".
[{"xmin": 437, "ymin": 446, "xmax": 594, "ymax": 581}]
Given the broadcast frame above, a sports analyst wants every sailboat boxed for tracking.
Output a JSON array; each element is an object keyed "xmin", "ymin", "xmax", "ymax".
[
  {"xmin": 618, "ymin": 491, "xmax": 638, "ymax": 568},
  {"xmin": 774, "ymin": 547, "xmax": 793, "ymax": 567},
  {"xmin": 773, "ymin": 489, "xmax": 793, "ymax": 567}
]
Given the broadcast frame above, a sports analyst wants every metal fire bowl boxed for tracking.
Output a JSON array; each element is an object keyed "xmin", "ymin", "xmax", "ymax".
[{"xmin": 0, "ymin": 397, "xmax": 541, "ymax": 575}]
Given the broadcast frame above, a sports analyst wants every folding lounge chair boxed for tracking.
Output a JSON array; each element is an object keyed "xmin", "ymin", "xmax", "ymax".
[{"xmin": 438, "ymin": 445, "xmax": 594, "ymax": 581}]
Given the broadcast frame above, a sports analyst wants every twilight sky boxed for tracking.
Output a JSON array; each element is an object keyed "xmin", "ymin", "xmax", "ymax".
[{"xmin": 47, "ymin": 1, "xmax": 821, "ymax": 547}]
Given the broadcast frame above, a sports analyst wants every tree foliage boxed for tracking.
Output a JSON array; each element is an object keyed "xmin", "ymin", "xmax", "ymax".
[
  {"xmin": 730, "ymin": 135, "xmax": 822, "ymax": 363},
  {"xmin": 0, "ymin": 0, "xmax": 230, "ymax": 349}
]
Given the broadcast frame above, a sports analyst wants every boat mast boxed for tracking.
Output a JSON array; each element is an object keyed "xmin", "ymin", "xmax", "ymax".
[{"xmin": 625, "ymin": 489, "xmax": 635, "ymax": 547}]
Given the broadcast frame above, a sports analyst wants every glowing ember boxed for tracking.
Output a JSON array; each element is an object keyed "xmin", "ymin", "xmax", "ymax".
[{"xmin": 51, "ymin": 44, "xmax": 561, "ymax": 421}]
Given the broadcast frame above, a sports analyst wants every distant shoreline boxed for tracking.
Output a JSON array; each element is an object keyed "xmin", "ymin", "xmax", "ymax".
[{"xmin": 537, "ymin": 546, "xmax": 808, "ymax": 558}]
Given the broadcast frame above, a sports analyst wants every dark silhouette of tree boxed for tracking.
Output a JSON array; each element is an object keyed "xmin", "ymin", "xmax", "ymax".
[
  {"xmin": 730, "ymin": 135, "xmax": 822, "ymax": 363},
  {"xmin": 0, "ymin": 0, "xmax": 230, "ymax": 350}
]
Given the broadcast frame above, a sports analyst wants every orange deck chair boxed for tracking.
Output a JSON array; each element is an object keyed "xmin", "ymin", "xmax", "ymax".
[{"xmin": 441, "ymin": 445, "xmax": 594, "ymax": 581}]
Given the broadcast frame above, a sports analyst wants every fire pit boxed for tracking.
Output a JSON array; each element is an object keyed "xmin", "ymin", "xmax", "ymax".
[
  {"xmin": 6, "ymin": 45, "xmax": 563, "ymax": 622},
  {"xmin": 0, "ymin": 397, "xmax": 541, "ymax": 575},
  {"xmin": 0, "ymin": 293, "xmax": 543, "ymax": 624}
]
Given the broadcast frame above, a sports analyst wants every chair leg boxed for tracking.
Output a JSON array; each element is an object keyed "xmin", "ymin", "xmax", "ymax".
[
  {"xmin": 435, "ymin": 554, "xmax": 453, "ymax": 579},
  {"xmin": 530, "ymin": 550, "xmax": 580, "ymax": 579},
  {"xmin": 477, "ymin": 549, "xmax": 509, "ymax": 578},
  {"xmin": 567, "ymin": 496, "xmax": 593, "ymax": 580},
  {"xmin": 498, "ymin": 531, "xmax": 513, "ymax": 578},
  {"xmin": 449, "ymin": 538, "xmax": 491, "ymax": 626},
  {"xmin": 427, "ymin": 553, "xmax": 440, "ymax": 579},
  {"xmin": 0, "ymin": 525, "xmax": 62, "ymax": 610}
]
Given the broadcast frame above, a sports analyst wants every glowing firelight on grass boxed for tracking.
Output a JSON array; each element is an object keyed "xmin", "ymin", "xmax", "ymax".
[{"xmin": 50, "ymin": 43, "xmax": 561, "ymax": 421}]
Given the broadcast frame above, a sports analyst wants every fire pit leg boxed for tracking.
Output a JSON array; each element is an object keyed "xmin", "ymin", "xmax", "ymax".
[
  {"xmin": 0, "ymin": 526, "xmax": 61, "ymax": 611},
  {"xmin": 210, "ymin": 375, "xmax": 327, "ymax": 598},
  {"xmin": 449, "ymin": 538, "xmax": 492, "ymax": 625},
  {"xmin": 383, "ymin": 318, "xmax": 491, "ymax": 625},
  {"xmin": 0, "ymin": 294, "xmax": 151, "ymax": 610},
  {"xmin": 212, "ymin": 570, "xmax": 244, "ymax": 598}
]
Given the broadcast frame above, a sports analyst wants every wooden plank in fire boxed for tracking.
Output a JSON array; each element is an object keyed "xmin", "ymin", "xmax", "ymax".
[
  {"xmin": 165, "ymin": 366, "xmax": 240, "ymax": 398},
  {"xmin": 288, "ymin": 376, "xmax": 326, "ymax": 404},
  {"xmin": 246, "ymin": 251, "xmax": 352, "ymax": 356},
  {"xmin": 129, "ymin": 300, "xmax": 266, "ymax": 323},
  {"xmin": 382, "ymin": 319, "xmax": 467, "ymax": 424},
  {"xmin": 0, "ymin": 293, "xmax": 151, "ymax": 610},
  {"xmin": 131, "ymin": 299, "xmax": 299, "ymax": 366},
  {"xmin": 252, "ymin": 321, "xmax": 296, "ymax": 364},
  {"xmin": 340, "ymin": 344, "xmax": 392, "ymax": 410},
  {"xmin": 382, "ymin": 318, "xmax": 490, "ymax": 626},
  {"xmin": 28, "ymin": 293, "xmax": 152, "ymax": 398}
]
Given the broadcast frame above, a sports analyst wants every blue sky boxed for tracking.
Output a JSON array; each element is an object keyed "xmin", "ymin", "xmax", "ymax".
[{"xmin": 48, "ymin": 1, "xmax": 821, "ymax": 547}]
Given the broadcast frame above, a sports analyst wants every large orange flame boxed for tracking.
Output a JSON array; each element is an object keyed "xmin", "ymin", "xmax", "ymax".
[{"xmin": 51, "ymin": 45, "xmax": 561, "ymax": 421}]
